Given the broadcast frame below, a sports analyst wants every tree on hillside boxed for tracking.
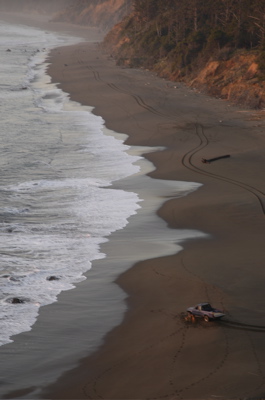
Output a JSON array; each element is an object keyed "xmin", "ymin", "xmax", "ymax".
[{"xmin": 132, "ymin": 0, "xmax": 265, "ymax": 48}]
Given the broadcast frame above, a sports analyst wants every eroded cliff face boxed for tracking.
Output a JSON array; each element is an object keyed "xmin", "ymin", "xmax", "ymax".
[
  {"xmin": 189, "ymin": 54, "xmax": 265, "ymax": 109},
  {"xmin": 103, "ymin": 22, "xmax": 265, "ymax": 109},
  {"xmin": 2, "ymin": 0, "xmax": 264, "ymax": 108},
  {"xmin": 52, "ymin": 0, "xmax": 132, "ymax": 31}
]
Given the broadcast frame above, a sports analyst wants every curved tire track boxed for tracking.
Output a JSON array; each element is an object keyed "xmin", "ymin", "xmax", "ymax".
[
  {"xmin": 82, "ymin": 326, "xmax": 186, "ymax": 400},
  {"xmin": 220, "ymin": 319, "xmax": 265, "ymax": 332},
  {"xmin": 149, "ymin": 323, "xmax": 229, "ymax": 400},
  {"xmin": 87, "ymin": 64, "xmax": 265, "ymax": 217},
  {"xmin": 182, "ymin": 124, "xmax": 265, "ymax": 215},
  {"xmin": 78, "ymin": 59, "xmax": 265, "ymax": 397},
  {"xmin": 87, "ymin": 66, "xmax": 172, "ymax": 119},
  {"xmin": 176, "ymin": 329, "xmax": 229, "ymax": 400},
  {"xmin": 241, "ymin": 332, "xmax": 265, "ymax": 398}
]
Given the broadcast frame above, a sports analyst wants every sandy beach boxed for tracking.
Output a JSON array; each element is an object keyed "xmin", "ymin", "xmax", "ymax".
[{"xmin": 2, "ymin": 12, "xmax": 265, "ymax": 400}]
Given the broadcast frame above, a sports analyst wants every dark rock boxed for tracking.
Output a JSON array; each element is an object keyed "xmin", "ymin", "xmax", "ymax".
[
  {"xmin": 9, "ymin": 276, "xmax": 22, "ymax": 282},
  {"xmin": 10, "ymin": 297, "xmax": 25, "ymax": 304},
  {"xmin": 46, "ymin": 276, "xmax": 60, "ymax": 281}
]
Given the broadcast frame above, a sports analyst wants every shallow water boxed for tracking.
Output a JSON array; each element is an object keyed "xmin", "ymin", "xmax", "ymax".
[
  {"xmin": 0, "ymin": 20, "xmax": 142, "ymax": 347},
  {"xmin": 0, "ymin": 20, "xmax": 206, "ymax": 398}
]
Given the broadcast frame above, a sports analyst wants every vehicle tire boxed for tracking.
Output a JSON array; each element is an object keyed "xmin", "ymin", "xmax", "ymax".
[
  {"xmin": 185, "ymin": 312, "xmax": 192, "ymax": 321},
  {"xmin": 203, "ymin": 315, "xmax": 210, "ymax": 322}
]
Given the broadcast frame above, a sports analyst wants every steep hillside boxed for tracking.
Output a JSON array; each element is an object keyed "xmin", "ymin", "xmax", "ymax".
[
  {"xmin": 2, "ymin": 0, "xmax": 264, "ymax": 107},
  {"xmin": 189, "ymin": 53, "xmax": 265, "ymax": 109},
  {"xmin": 103, "ymin": 0, "xmax": 265, "ymax": 108},
  {"xmin": 52, "ymin": 0, "xmax": 132, "ymax": 31}
]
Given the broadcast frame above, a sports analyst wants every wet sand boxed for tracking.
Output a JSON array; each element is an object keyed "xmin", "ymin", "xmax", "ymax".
[{"xmin": 2, "ymin": 12, "xmax": 265, "ymax": 400}]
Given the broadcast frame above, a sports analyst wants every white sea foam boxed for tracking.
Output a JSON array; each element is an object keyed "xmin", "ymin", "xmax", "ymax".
[
  {"xmin": 0, "ymin": 16, "xmax": 205, "ymax": 355},
  {"xmin": 0, "ymin": 21, "xmax": 141, "ymax": 346},
  {"xmin": 0, "ymin": 21, "xmax": 210, "ymax": 399}
]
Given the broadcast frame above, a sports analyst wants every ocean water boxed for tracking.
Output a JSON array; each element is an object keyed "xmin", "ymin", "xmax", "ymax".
[
  {"xmin": 0, "ymin": 21, "xmax": 141, "ymax": 347},
  {"xmin": 0, "ymin": 20, "xmax": 207, "ymax": 398}
]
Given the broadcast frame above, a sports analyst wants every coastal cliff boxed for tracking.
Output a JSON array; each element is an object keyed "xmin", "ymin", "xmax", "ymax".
[
  {"xmin": 1, "ymin": 0, "xmax": 265, "ymax": 108},
  {"xmin": 104, "ymin": 25, "xmax": 265, "ymax": 108},
  {"xmin": 52, "ymin": 0, "xmax": 132, "ymax": 31},
  {"xmin": 102, "ymin": 0, "xmax": 265, "ymax": 109},
  {"xmin": 189, "ymin": 54, "xmax": 265, "ymax": 109}
]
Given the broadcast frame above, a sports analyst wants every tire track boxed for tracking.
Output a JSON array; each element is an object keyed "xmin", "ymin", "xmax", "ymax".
[
  {"xmin": 82, "ymin": 324, "xmax": 185, "ymax": 399},
  {"xmin": 176, "ymin": 329, "xmax": 229, "ymax": 399},
  {"xmin": 182, "ymin": 124, "xmax": 265, "ymax": 215},
  {"xmin": 179, "ymin": 258, "xmax": 265, "ymax": 397},
  {"xmin": 181, "ymin": 251, "xmax": 265, "ymax": 333},
  {"xmin": 220, "ymin": 319, "xmax": 265, "ymax": 333},
  {"xmin": 149, "ymin": 327, "xmax": 189, "ymax": 400},
  {"xmin": 180, "ymin": 257, "xmax": 212, "ymax": 305},
  {"xmin": 180, "ymin": 257, "xmax": 228, "ymax": 319},
  {"xmin": 86, "ymin": 65, "xmax": 172, "ymax": 119},
  {"xmin": 242, "ymin": 332, "xmax": 265, "ymax": 398},
  {"xmin": 79, "ymin": 58, "xmax": 265, "ymax": 397},
  {"xmin": 168, "ymin": 328, "xmax": 188, "ymax": 400},
  {"xmin": 151, "ymin": 262, "xmax": 220, "ymax": 400},
  {"xmin": 149, "ymin": 324, "xmax": 229, "ymax": 400},
  {"xmin": 85, "ymin": 61, "xmax": 265, "ymax": 217}
]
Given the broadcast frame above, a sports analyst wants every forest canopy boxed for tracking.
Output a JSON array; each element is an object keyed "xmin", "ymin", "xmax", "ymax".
[
  {"xmin": 133, "ymin": 0, "xmax": 265, "ymax": 49},
  {"xmin": 107, "ymin": 0, "xmax": 265, "ymax": 75}
]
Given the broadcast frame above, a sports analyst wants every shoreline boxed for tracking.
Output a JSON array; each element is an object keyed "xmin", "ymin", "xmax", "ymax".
[
  {"xmin": 2, "ymin": 13, "xmax": 265, "ymax": 400},
  {"xmin": 0, "ymin": 13, "xmax": 207, "ymax": 399},
  {"xmin": 45, "ymin": 42, "xmax": 265, "ymax": 399}
]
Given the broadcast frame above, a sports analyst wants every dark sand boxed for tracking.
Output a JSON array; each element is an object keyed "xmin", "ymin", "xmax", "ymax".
[{"xmin": 2, "ymin": 12, "xmax": 265, "ymax": 400}]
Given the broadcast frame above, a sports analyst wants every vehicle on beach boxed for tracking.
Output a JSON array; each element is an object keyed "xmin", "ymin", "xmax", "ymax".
[{"xmin": 186, "ymin": 302, "xmax": 225, "ymax": 322}]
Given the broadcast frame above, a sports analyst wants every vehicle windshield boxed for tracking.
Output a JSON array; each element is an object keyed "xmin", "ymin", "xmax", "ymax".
[{"xmin": 202, "ymin": 304, "xmax": 213, "ymax": 311}]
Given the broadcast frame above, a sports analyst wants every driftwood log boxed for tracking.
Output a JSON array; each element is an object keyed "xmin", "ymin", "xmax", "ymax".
[{"xmin": 202, "ymin": 154, "xmax": 230, "ymax": 163}]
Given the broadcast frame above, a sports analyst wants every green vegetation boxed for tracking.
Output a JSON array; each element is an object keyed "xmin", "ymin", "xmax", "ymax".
[{"xmin": 105, "ymin": 0, "xmax": 265, "ymax": 77}]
